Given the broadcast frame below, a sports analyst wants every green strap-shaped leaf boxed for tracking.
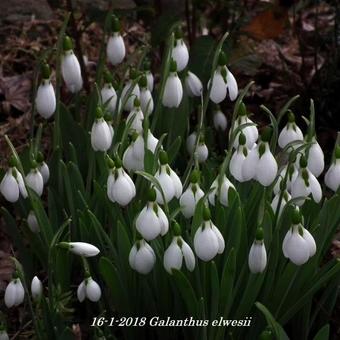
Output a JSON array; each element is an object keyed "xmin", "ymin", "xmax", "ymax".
[{"xmin": 313, "ymin": 324, "xmax": 330, "ymax": 340}]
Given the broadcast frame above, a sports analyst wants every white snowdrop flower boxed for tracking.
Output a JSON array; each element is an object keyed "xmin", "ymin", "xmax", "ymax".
[
  {"xmin": 129, "ymin": 239, "xmax": 156, "ymax": 274},
  {"xmin": 271, "ymin": 190, "xmax": 291, "ymax": 217},
  {"xmin": 208, "ymin": 174, "xmax": 235, "ymax": 207},
  {"xmin": 213, "ymin": 108, "xmax": 227, "ymax": 131},
  {"xmin": 126, "ymin": 98, "xmax": 144, "ymax": 133},
  {"xmin": 273, "ymin": 164, "xmax": 298, "ymax": 195},
  {"xmin": 162, "ymin": 60, "xmax": 183, "ymax": 108},
  {"xmin": 26, "ymin": 164, "xmax": 44, "ymax": 197},
  {"xmin": 248, "ymin": 228, "xmax": 267, "ymax": 273},
  {"xmin": 35, "ymin": 63, "xmax": 56, "ymax": 119},
  {"xmin": 4, "ymin": 278, "xmax": 25, "ymax": 308},
  {"xmin": 106, "ymin": 16, "xmax": 125, "ymax": 65},
  {"xmin": 241, "ymin": 143, "xmax": 259, "ymax": 181},
  {"xmin": 186, "ymin": 132, "xmax": 197, "ymax": 154},
  {"xmin": 291, "ymin": 156, "xmax": 322, "ymax": 205},
  {"xmin": 255, "ymin": 141, "xmax": 278, "ymax": 186},
  {"xmin": 121, "ymin": 69, "xmax": 140, "ymax": 111},
  {"xmin": 37, "ymin": 161, "xmax": 49, "ymax": 184},
  {"xmin": 77, "ymin": 276, "xmax": 102, "ymax": 302},
  {"xmin": 209, "ymin": 68, "xmax": 227, "ymax": 104},
  {"xmin": 136, "ymin": 188, "xmax": 169, "ymax": 240},
  {"xmin": 208, "ymin": 52, "xmax": 230, "ymax": 104},
  {"xmin": 306, "ymin": 138, "xmax": 324, "ymax": 177},
  {"xmin": 91, "ymin": 108, "xmax": 113, "ymax": 152},
  {"xmin": 61, "ymin": 36, "xmax": 83, "ymax": 93},
  {"xmin": 186, "ymin": 132, "xmax": 208, "ymax": 162},
  {"xmin": 0, "ymin": 329, "xmax": 9, "ymax": 340},
  {"xmin": 180, "ymin": 170, "xmax": 204, "ymax": 218},
  {"xmin": 146, "ymin": 71, "xmax": 154, "ymax": 92},
  {"xmin": 164, "ymin": 223, "xmax": 195, "ymax": 273},
  {"xmin": 278, "ymin": 112, "xmax": 303, "ymax": 149},
  {"xmin": 171, "ymin": 30, "xmax": 189, "ymax": 72},
  {"xmin": 139, "ymin": 75, "xmax": 154, "ymax": 115},
  {"xmin": 27, "ymin": 210, "xmax": 40, "ymax": 233},
  {"xmin": 184, "ymin": 71, "xmax": 203, "ymax": 97},
  {"xmin": 231, "ymin": 110, "xmax": 258, "ymax": 149},
  {"xmin": 226, "ymin": 67, "xmax": 238, "ymax": 101},
  {"xmin": 101, "ymin": 80, "xmax": 118, "ymax": 114},
  {"xmin": 194, "ymin": 207, "xmax": 225, "ymax": 261},
  {"xmin": 325, "ymin": 147, "xmax": 340, "ymax": 192},
  {"xmin": 282, "ymin": 209, "xmax": 316, "ymax": 265},
  {"xmin": 229, "ymin": 133, "xmax": 248, "ymax": 182},
  {"xmin": 31, "ymin": 276, "xmax": 43, "ymax": 301},
  {"xmin": 154, "ymin": 151, "xmax": 182, "ymax": 204},
  {"xmin": 106, "ymin": 158, "xmax": 136, "ymax": 206},
  {"xmin": 123, "ymin": 142, "xmax": 143, "ymax": 172},
  {"xmin": 64, "ymin": 242, "xmax": 100, "ymax": 257}
]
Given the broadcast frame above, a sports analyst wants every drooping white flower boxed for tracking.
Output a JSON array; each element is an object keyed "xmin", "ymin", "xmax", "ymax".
[
  {"xmin": 282, "ymin": 210, "xmax": 316, "ymax": 265},
  {"xmin": 106, "ymin": 16, "xmax": 125, "ymax": 65},
  {"xmin": 164, "ymin": 227, "xmax": 195, "ymax": 274},
  {"xmin": 27, "ymin": 210, "xmax": 40, "ymax": 233},
  {"xmin": 162, "ymin": 60, "xmax": 183, "ymax": 108},
  {"xmin": 31, "ymin": 276, "xmax": 43, "ymax": 301},
  {"xmin": 126, "ymin": 98, "xmax": 144, "ymax": 133},
  {"xmin": 77, "ymin": 276, "xmax": 102, "ymax": 302},
  {"xmin": 306, "ymin": 138, "xmax": 324, "ymax": 177},
  {"xmin": 101, "ymin": 82, "xmax": 118, "ymax": 114},
  {"xmin": 154, "ymin": 151, "xmax": 182, "ymax": 204},
  {"xmin": 37, "ymin": 161, "xmax": 49, "ymax": 184},
  {"xmin": 123, "ymin": 131, "xmax": 159, "ymax": 172},
  {"xmin": 35, "ymin": 64, "xmax": 56, "ymax": 119},
  {"xmin": 186, "ymin": 132, "xmax": 208, "ymax": 163},
  {"xmin": 208, "ymin": 68, "xmax": 227, "ymax": 104},
  {"xmin": 129, "ymin": 239, "xmax": 156, "ymax": 274},
  {"xmin": 213, "ymin": 108, "xmax": 227, "ymax": 131},
  {"xmin": 325, "ymin": 155, "xmax": 340, "ymax": 192},
  {"xmin": 91, "ymin": 108, "xmax": 113, "ymax": 152},
  {"xmin": 171, "ymin": 31, "xmax": 189, "ymax": 72},
  {"xmin": 4, "ymin": 278, "xmax": 25, "ymax": 308},
  {"xmin": 231, "ymin": 110, "xmax": 258, "ymax": 149},
  {"xmin": 142, "ymin": 60, "xmax": 154, "ymax": 92},
  {"xmin": 184, "ymin": 71, "xmax": 203, "ymax": 97},
  {"xmin": 139, "ymin": 75, "xmax": 154, "ymax": 115},
  {"xmin": 241, "ymin": 130, "xmax": 277, "ymax": 186},
  {"xmin": 180, "ymin": 170, "xmax": 204, "ymax": 218},
  {"xmin": 61, "ymin": 37, "xmax": 83, "ymax": 93},
  {"xmin": 278, "ymin": 112, "xmax": 303, "ymax": 149},
  {"xmin": 121, "ymin": 69, "xmax": 140, "ymax": 111},
  {"xmin": 248, "ymin": 228, "xmax": 267, "ymax": 273},
  {"xmin": 208, "ymin": 174, "xmax": 235, "ymax": 207},
  {"xmin": 226, "ymin": 67, "xmax": 238, "ymax": 101},
  {"xmin": 26, "ymin": 165, "xmax": 44, "ymax": 197},
  {"xmin": 229, "ymin": 133, "xmax": 248, "ymax": 182},
  {"xmin": 194, "ymin": 207, "xmax": 225, "ymax": 261},
  {"xmin": 291, "ymin": 156, "xmax": 322, "ymax": 205},
  {"xmin": 65, "ymin": 242, "xmax": 100, "ymax": 257},
  {"xmin": 136, "ymin": 188, "xmax": 169, "ymax": 240},
  {"xmin": 0, "ymin": 162, "xmax": 28, "ymax": 202},
  {"xmin": 106, "ymin": 159, "xmax": 136, "ymax": 206}
]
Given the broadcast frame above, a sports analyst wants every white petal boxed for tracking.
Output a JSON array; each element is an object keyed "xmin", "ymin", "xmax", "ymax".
[
  {"xmin": 77, "ymin": 281, "xmax": 86, "ymax": 302},
  {"xmin": 4, "ymin": 281, "xmax": 17, "ymax": 308},
  {"xmin": 101, "ymin": 85, "xmax": 117, "ymax": 113},
  {"xmin": 140, "ymin": 88, "xmax": 154, "ymax": 115},
  {"xmin": 136, "ymin": 206, "xmax": 161, "ymax": 241},
  {"xmin": 163, "ymin": 240, "xmax": 183, "ymax": 273},
  {"xmin": 162, "ymin": 73, "xmax": 183, "ymax": 108},
  {"xmin": 282, "ymin": 229, "xmax": 292, "ymax": 258},
  {"xmin": 226, "ymin": 68, "xmax": 238, "ymax": 101},
  {"xmin": 211, "ymin": 223, "xmax": 225, "ymax": 254},
  {"xmin": 169, "ymin": 168, "xmax": 182, "ymax": 198},
  {"xmin": 15, "ymin": 280, "xmax": 25, "ymax": 306},
  {"xmin": 248, "ymin": 242, "xmax": 267, "ymax": 273},
  {"xmin": 308, "ymin": 142, "xmax": 324, "ymax": 177},
  {"xmin": 61, "ymin": 51, "xmax": 83, "ymax": 93},
  {"xmin": 181, "ymin": 240, "xmax": 196, "ymax": 271},
  {"xmin": 256, "ymin": 150, "xmax": 278, "ymax": 186},
  {"xmin": 302, "ymin": 227, "xmax": 316, "ymax": 257},
  {"xmin": 107, "ymin": 34, "xmax": 125, "ymax": 65},
  {"xmin": 180, "ymin": 188, "xmax": 196, "ymax": 218},
  {"xmin": 325, "ymin": 162, "xmax": 340, "ymax": 192},
  {"xmin": 242, "ymin": 147, "xmax": 259, "ymax": 181},
  {"xmin": 133, "ymin": 242, "xmax": 156, "ymax": 274},
  {"xmin": 285, "ymin": 230, "xmax": 310, "ymax": 265},
  {"xmin": 35, "ymin": 82, "xmax": 56, "ymax": 119},
  {"xmin": 85, "ymin": 278, "xmax": 102, "ymax": 302},
  {"xmin": 194, "ymin": 225, "xmax": 219, "ymax": 261},
  {"xmin": 196, "ymin": 144, "xmax": 208, "ymax": 163},
  {"xmin": 186, "ymin": 132, "xmax": 197, "ymax": 155},
  {"xmin": 121, "ymin": 82, "xmax": 140, "ymax": 111},
  {"xmin": 155, "ymin": 170, "xmax": 176, "ymax": 204},
  {"xmin": 308, "ymin": 172, "xmax": 322, "ymax": 203},
  {"xmin": 219, "ymin": 176, "xmax": 235, "ymax": 207},
  {"xmin": 16, "ymin": 171, "xmax": 28, "ymax": 198},
  {"xmin": 127, "ymin": 108, "xmax": 144, "ymax": 133},
  {"xmin": 146, "ymin": 71, "xmax": 154, "ymax": 92},
  {"xmin": 0, "ymin": 171, "xmax": 19, "ymax": 203},
  {"xmin": 229, "ymin": 149, "xmax": 246, "ymax": 182},
  {"xmin": 31, "ymin": 276, "xmax": 43, "ymax": 300},
  {"xmin": 171, "ymin": 39, "xmax": 189, "ymax": 72},
  {"xmin": 185, "ymin": 71, "xmax": 203, "ymax": 97},
  {"xmin": 27, "ymin": 210, "xmax": 40, "ymax": 233},
  {"xmin": 213, "ymin": 111, "xmax": 227, "ymax": 131},
  {"xmin": 91, "ymin": 119, "xmax": 112, "ymax": 152},
  {"xmin": 209, "ymin": 70, "xmax": 226, "ymax": 104},
  {"xmin": 128, "ymin": 244, "xmax": 138, "ymax": 270},
  {"xmin": 38, "ymin": 162, "xmax": 50, "ymax": 184},
  {"xmin": 26, "ymin": 170, "xmax": 44, "ymax": 196},
  {"xmin": 69, "ymin": 242, "xmax": 100, "ymax": 257}
]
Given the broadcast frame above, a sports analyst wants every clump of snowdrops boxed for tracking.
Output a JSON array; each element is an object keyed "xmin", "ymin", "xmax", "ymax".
[{"xmin": 1, "ymin": 12, "xmax": 340, "ymax": 340}]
